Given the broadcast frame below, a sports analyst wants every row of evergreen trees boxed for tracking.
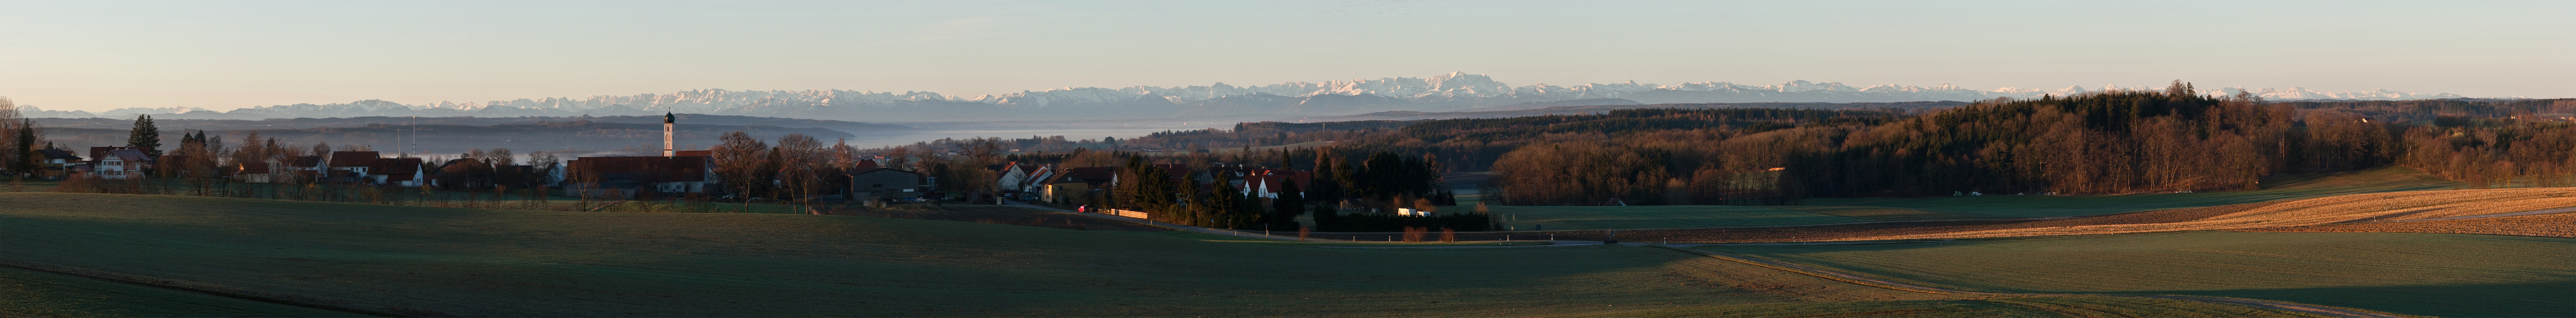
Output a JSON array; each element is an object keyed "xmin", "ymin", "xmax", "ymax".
[{"xmin": 1093, "ymin": 148, "xmax": 1483, "ymax": 232}]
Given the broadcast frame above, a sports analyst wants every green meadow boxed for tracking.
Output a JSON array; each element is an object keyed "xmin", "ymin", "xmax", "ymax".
[
  {"xmin": 0, "ymin": 193, "xmax": 2337, "ymax": 317},
  {"xmin": 0, "ymin": 265, "xmax": 356, "ymax": 317},
  {"xmin": 1701, "ymin": 231, "xmax": 2576, "ymax": 317}
]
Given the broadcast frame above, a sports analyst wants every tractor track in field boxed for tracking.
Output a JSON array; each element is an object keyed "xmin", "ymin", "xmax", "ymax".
[{"xmin": 1652, "ymin": 246, "xmax": 2410, "ymax": 318}]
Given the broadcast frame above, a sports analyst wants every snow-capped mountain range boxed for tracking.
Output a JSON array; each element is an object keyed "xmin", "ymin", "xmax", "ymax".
[{"xmin": 15, "ymin": 72, "xmax": 2482, "ymax": 121}]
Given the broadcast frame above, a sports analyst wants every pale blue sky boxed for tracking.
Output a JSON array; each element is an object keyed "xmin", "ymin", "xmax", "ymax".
[{"xmin": 3, "ymin": 1, "xmax": 2568, "ymax": 111}]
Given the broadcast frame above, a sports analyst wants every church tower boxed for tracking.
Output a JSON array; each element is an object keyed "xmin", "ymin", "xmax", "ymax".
[{"xmin": 663, "ymin": 112, "xmax": 676, "ymax": 157}]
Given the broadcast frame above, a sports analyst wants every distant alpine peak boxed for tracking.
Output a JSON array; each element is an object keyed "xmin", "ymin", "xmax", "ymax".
[{"xmin": 17, "ymin": 72, "xmax": 2491, "ymax": 121}]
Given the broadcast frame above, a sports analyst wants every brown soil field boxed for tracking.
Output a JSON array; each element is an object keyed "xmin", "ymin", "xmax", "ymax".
[
  {"xmin": 2235, "ymin": 211, "xmax": 2576, "ymax": 238},
  {"xmin": 809, "ymin": 204, "xmax": 1168, "ymax": 232}
]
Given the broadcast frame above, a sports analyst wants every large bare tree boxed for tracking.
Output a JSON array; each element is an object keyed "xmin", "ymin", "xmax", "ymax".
[{"xmin": 712, "ymin": 131, "xmax": 770, "ymax": 199}]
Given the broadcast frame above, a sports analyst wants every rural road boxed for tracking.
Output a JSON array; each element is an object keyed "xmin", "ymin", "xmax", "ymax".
[{"xmin": 998, "ymin": 201, "xmax": 2415, "ymax": 318}]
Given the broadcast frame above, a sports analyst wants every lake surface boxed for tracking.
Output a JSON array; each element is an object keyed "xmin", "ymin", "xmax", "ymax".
[{"xmin": 841, "ymin": 127, "xmax": 1227, "ymax": 148}]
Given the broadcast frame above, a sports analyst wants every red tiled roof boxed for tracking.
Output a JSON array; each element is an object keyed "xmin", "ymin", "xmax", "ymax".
[
  {"xmin": 849, "ymin": 167, "xmax": 919, "ymax": 176},
  {"xmin": 36, "ymin": 149, "xmax": 80, "ymax": 160},
  {"xmin": 237, "ymin": 162, "xmax": 271, "ymax": 174},
  {"xmin": 374, "ymin": 158, "xmax": 423, "ymax": 176},
  {"xmin": 674, "ymin": 150, "xmax": 713, "ymax": 157},
  {"xmin": 1056, "ymin": 167, "xmax": 1117, "ymax": 186},
  {"xmin": 329, "ymin": 151, "xmax": 381, "ymax": 167},
  {"xmin": 105, "ymin": 149, "xmax": 151, "ymax": 162},
  {"xmin": 438, "ymin": 158, "xmax": 481, "ymax": 174},
  {"xmin": 88, "ymin": 146, "xmax": 134, "ymax": 162},
  {"xmin": 1244, "ymin": 170, "xmax": 1313, "ymax": 194},
  {"xmin": 567, "ymin": 156, "xmax": 709, "ymax": 182}
]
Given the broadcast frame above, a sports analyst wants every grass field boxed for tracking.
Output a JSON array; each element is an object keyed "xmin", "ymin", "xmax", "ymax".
[
  {"xmin": 1699, "ymin": 231, "xmax": 2576, "ymax": 317},
  {"xmin": 0, "ymin": 265, "xmax": 355, "ymax": 317},
  {"xmin": 0, "ymin": 192, "xmax": 2343, "ymax": 317},
  {"xmin": 1480, "ymin": 205, "xmax": 1872, "ymax": 230},
  {"xmin": 1803, "ymin": 167, "xmax": 2466, "ymax": 219}
]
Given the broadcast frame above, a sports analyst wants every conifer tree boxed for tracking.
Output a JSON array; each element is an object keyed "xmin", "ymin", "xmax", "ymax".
[
  {"xmin": 1268, "ymin": 179, "xmax": 1305, "ymax": 230},
  {"xmin": 128, "ymin": 114, "xmax": 161, "ymax": 157},
  {"xmin": 14, "ymin": 120, "xmax": 34, "ymax": 175}
]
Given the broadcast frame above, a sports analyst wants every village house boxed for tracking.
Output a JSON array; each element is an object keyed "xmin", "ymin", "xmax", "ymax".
[
  {"xmin": 1039, "ymin": 166, "xmax": 1119, "ymax": 204},
  {"xmin": 32, "ymin": 149, "xmax": 81, "ymax": 179},
  {"xmin": 1238, "ymin": 169, "xmax": 1314, "ymax": 198},
  {"xmin": 371, "ymin": 158, "xmax": 427, "ymax": 186},
  {"xmin": 282, "ymin": 156, "xmax": 325, "ymax": 182},
  {"xmin": 232, "ymin": 162, "xmax": 274, "ymax": 183},
  {"xmin": 993, "ymin": 162, "xmax": 1040, "ymax": 193},
  {"xmin": 1014, "ymin": 164, "xmax": 1054, "ymax": 195},
  {"xmin": 325, "ymin": 151, "xmax": 380, "ymax": 183},
  {"xmin": 87, "ymin": 147, "xmax": 152, "ymax": 180}
]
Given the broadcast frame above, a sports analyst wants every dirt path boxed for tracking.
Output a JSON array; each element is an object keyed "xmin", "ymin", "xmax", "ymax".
[{"xmin": 1656, "ymin": 246, "xmax": 2408, "ymax": 318}]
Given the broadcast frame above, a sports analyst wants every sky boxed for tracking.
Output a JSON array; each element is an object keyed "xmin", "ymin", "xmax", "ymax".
[{"xmin": 2, "ymin": 0, "xmax": 2569, "ymax": 112}]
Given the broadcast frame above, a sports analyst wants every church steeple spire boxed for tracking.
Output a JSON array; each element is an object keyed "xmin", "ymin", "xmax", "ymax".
[{"xmin": 662, "ymin": 112, "xmax": 676, "ymax": 156}]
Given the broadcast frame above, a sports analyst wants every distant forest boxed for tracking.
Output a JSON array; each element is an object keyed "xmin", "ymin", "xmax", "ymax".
[{"xmin": 931, "ymin": 82, "xmax": 2576, "ymax": 206}]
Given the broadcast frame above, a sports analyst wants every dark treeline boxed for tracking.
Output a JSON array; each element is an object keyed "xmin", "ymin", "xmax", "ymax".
[
  {"xmin": 1473, "ymin": 86, "xmax": 2575, "ymax": 204},
  {"xmin": 2400, "ymin": 114, "xmax": 2576, "ymax": 188},
  {"xmin": 2272, "ymin": 99, "xmax": 2576, "ymax": 122}
]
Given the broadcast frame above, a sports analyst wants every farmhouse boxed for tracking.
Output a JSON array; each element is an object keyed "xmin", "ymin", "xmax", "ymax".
[
  {"xmin": 1239, "ymin": 169, "xmax": 1313, "ymax": 198},
  {"xmin": 326, "ymin": 151, "xmax": 380, "ymax": 183},
  {"xmin": 1039, "ymin": 166, "xmax": 1118, "ymax": 204},
  {"xmin": 87, "ymin": 148, "xmax": 152, "ymax": 180},
  {"xmin": 32, "ymin": 149, "xmax": 80, "ymax": 179},
  {"xmin": 994, "ymin": 162, "xmax": 1038, "ymax": 193},
  {"xmin": 232, "ymin": 162, "xmax": 274, "ymax": 183},
  {"xmin": 1011, "ymin": 164, "xmax": 1054, "ymax": 195},
  {"xmin": 374, "ymin": 158, "xmax": 427, "ymax": 186},
  {"xmin": 281, "ymin": 156, "xmax": 325, "ymax": 181}
]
